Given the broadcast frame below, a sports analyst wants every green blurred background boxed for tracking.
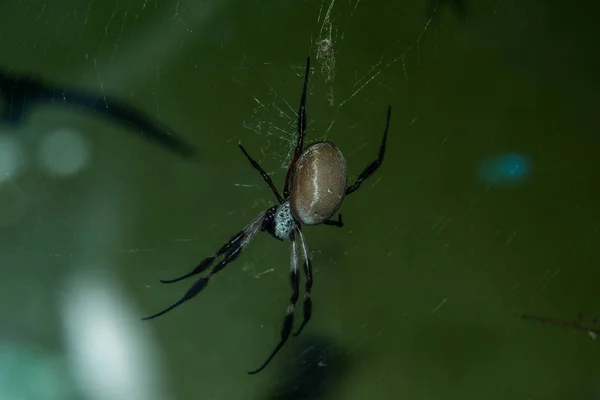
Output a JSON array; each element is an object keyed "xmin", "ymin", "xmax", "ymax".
[{"xmin": 1, "ymin": 0, "xmax": 599, "ymax": 399}]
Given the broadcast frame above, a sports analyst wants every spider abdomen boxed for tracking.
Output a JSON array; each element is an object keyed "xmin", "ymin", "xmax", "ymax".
[{"xmin": 290, "ymin": 141, "xmax": 348, "ymax": 225}]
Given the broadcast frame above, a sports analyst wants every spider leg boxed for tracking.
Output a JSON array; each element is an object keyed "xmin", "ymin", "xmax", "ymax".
[
  {"xmin": 283, "ymin": 56, "xmax": 311, "ymax": 198},
  {"xmin": 142, "ymin": 210, "xmax": 268, "ymax": 321},
  {"xmin": 323, "ymin": 214, "xmax": 343, "ymax": 227},
  {"xmin": 159, "ymin": 231, "xmax": 245, "ymax": 284},
  {"xmin": 238, "ymin": 144, "xmax": 284, "ymax": 203},
  {"xmin": 293, "ymin": 227, "xmax": 312, "ymax": 336},
  {"xmin": 345, "ymin": 106, "xmax": 392, "ymax": 195},
  {"xmin": 248, "ymin": 230, "xmax": 301, "ymax": 374},
  {"xmin": 142, "ymin": 248, "xmax": 243, "ymax": 320}
]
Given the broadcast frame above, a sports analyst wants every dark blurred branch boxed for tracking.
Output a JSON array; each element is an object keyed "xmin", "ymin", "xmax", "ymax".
[
  {"xmin": 520, "ymin": 314, "xmax": 600, "ymax": 335},
  {"xmin": 0, "ymin": 65, "xmax": 196, "ymax": 158}
]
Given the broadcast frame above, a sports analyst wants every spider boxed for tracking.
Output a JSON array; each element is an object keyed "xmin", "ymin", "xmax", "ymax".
[{"xmin": 142, "ymin": 56, "xmax": 392, "ymax": 375}]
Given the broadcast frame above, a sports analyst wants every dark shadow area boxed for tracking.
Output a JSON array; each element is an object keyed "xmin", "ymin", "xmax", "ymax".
[
  {"xmin": 427, "ymin": 0, "xmax": 468, "ymax": 23},
  {"xmin": 260, "ymin": 335, "xmax": 353, "ymax": 400},
  {"xmin": 0, "ymin": 65, "xmax": 196, "ymax": 158}
]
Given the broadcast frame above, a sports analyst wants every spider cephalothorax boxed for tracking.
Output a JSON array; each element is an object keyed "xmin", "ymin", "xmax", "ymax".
[
  {"xmin": 142, "ymin": 56, "xmax": 392, "ymax": 374},
  {"xmin": 264, "ymin": 202, "xmax": 297, "ymax": 240}
]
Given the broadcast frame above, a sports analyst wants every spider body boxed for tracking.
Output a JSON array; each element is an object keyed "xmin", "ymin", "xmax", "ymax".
[
  {"xmin": 290, "ymin": 141, "xmax": 348, "ymax": 225},
  {"xmin": 142, "ymin": 56, "xmax": 392, "ymax": 375},
  {"xmin": 264, "ymin": 141, "xmax": 346, "ymax": 240}
]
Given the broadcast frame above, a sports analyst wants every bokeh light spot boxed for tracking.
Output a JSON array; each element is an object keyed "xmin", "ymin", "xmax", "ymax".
[
  {"xmin": 39, "ymin": 128, "xmax": 90, "ymax": 177},
  {"xmin": 477, "ymin": 153, "xmax": 532, "ymax": 187}
]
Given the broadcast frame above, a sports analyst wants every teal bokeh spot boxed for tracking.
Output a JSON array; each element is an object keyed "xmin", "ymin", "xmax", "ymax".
[
  {"xmin": 477, "ymin": 153, "xmax": 531, "ymax": 186},
  {"xmin": 0, "ymin": 344, "xmax": 71, "ymax": 400}
]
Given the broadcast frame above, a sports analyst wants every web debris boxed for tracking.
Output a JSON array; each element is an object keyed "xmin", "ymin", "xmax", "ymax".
[
  {"xmin": 245, "ymin": 1, "xmax": 435, "ymax": 172},
  {"xmin": 316, "ymin": 0, "xmax": 338, "ymax": 106}
]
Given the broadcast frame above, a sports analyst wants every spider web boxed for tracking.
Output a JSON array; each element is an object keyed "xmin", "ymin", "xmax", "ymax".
[
  {"xmin": 242, "ymin": 0, "xmax": 433, "ymax": 174},
  {"xmin": 1, "ymin": 0, "xmax": 599, "ymax": 399}
]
